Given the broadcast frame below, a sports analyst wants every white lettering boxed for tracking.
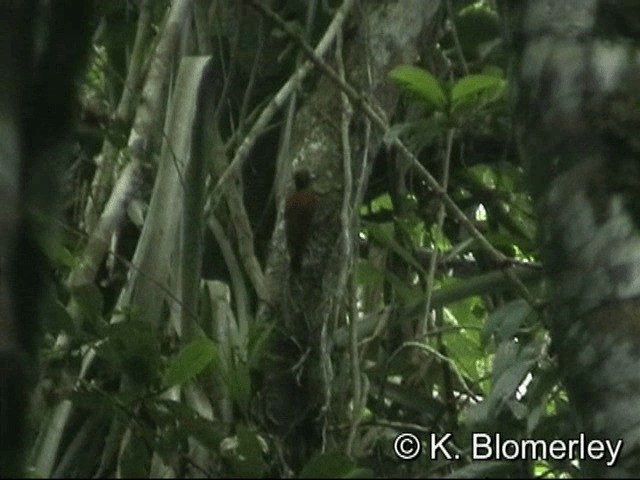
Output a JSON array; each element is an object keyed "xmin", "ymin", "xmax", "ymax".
[
  {"xmin": 468, "ymin": 432, "xmax": 622, "ymax": 466},
  {"xmin": 429, "ymin": 433, "xmax": 453, "ymax": 460},
  {"xmin": 587, "ymin": 440, "xmax": 604, "ymax": 460},
  {"xmin": 548, "ymin": 439, "xmax": 568, "ymax": 460},
  {"xmin": 472, "ymin": 433, "xmax": 492, "ymax": 460},
  {"xmin": 605, "ymin": 439, "xmax": 623, "ymax": 467},
  {"xmin": 521, "ymin": 439, "xmax": 548, "ymax": 459},
  {"xmin": 501, "ymin": 438, "xmax": 520, "ymax": 460}
]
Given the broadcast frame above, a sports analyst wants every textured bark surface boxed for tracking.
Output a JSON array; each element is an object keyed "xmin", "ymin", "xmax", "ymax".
[
  {"xmin": 511, "ymin": 0, "xmax": 640, "ymax": 476},
  {"xmin": 257, "ymin": 0, "xmax": 441, "ymax": 469}
]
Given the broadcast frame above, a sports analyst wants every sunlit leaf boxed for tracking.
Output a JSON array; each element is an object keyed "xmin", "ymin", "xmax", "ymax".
[
  {"xmin": 451, "ymin": 74, "xmax": 505, "ymax": 106},
  {"xmin": 163, "ymin": 337, "xmax": 217, "ymax": 388},
  {"xmin": 389, "ymin": 65, "xmax": 447, "ymax": 111}
]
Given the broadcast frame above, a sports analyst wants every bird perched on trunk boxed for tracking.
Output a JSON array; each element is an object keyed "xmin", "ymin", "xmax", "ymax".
[{"xmin": 285, "ymin": 169, "xmax": 319, "ymax": 273}]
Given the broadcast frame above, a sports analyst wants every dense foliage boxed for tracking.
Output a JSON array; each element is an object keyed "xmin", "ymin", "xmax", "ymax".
[{"xmin": 27, "ymin": 1, "xmax": 576, "ymax": 477}]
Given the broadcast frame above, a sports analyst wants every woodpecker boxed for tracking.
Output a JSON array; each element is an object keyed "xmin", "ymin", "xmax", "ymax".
[{"xmin": 285, "ymin": 169, "xmax": 319, "ymax": 273}]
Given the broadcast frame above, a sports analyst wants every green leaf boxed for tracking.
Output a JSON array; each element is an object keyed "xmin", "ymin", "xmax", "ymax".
[
  {"xmin": 96, "ymin": 320, "xmax": 162, "ymax": 385},
  {"xmin": 443, "ymin": 315, "xmax": 483, "ymax": 381},
  {"xmin": 366, "ymin": 222, "xmax": 425, "ymax": 275},
  {"xmin": 487, "ymin": 341, "xmax": 539, "ymax": 413},
  {"xmin": 224, "ymin": 361, "xmax": 251, "ymax": 412},
  {"xmin": 163, "ymin": 337, "xmax": 217, "ymax": 388},
  {"xmin": 68, "ymin": 390, "xmax": 116, "ymax": 413},
  {"xmin": 389, "ymin": 65, "xmax": 447, "ymax": 111},
  {"xmin": 451, "ymin": 74, "xmax": 505, "ymax": 106},
  {"xmin": 48, "ymin": 299, "xmax": 77, "ymax": 333},
  {"xmin": 355, "ymin": 258, "xmax": 385, "ymax": 287},
  {"xmin": 224, "ymin": 425, "xmax": 268, "ymax": 478},
  {"xmin": 49, "ymin": 244, "xmax": 78, "ymax": 269},
  {"xmin": 118, "ymin": 432, "xmax": 150, "ymax": 478},
  {"xmin": 247, "ymin": 321, "xmax": 275, "ymax": 371},
  {"xmin": 299, "ymin": 452, "xmax": 357, "ymax": 478},
  {"xmin": 69, "ymin": 282, "xmax": 104, "ymax": 321},
  {"xmin": 370, "ymin": 192, "xmax": 393, "ymax": 213},
  {"xmin": 467, "ymin": 163, "xmax": 498, "ymax": 190},
  {"xmin": 482, "ymin": 299, "xmax": 532, "ymax": 344}
]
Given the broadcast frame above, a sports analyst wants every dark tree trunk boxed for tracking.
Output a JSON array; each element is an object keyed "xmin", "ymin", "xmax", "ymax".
[
  {"xmin": 509, "ymin": 0, "xmax": 640, "ymax": 476},
  {"xmin": 256, "ymin": 0, "xmax": 441, "ymax": 472},
  {"xmin": 0, "ymin": 2, "xmax": 93, "ymax": 476}
]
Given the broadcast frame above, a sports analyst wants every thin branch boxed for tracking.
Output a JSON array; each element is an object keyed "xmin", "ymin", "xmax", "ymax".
[
  {"xmin": 115, "ymin": 0, "xmax": 154, "ymax": 123},
  {"xmin": 211, "ymin": 135, "xmax": 268, "ymax": 302},
  {"xmin": 206, "ymin": 0, "xmax": 356, "ymax": 216},
  {"xmin": 248, "ymin": 0, "xmax": 537, "ymax": 306},
  {"xmin": 424, "ymin": 128, "xmax": 455, "ymax": 319},
  {"xmin": 335, "ymin": 28, "xmax": 360, "ymax": 458},
  {"xmin": 446, "ymin": 0, "xmax": 469, "ymax": 75},
  {"xmin": 394, "ymin": 340, "xmax": 480, "ymax": 401},
  {"xmin": 238, "ymin": 15, "xmax": 265, "ymax": 133}
]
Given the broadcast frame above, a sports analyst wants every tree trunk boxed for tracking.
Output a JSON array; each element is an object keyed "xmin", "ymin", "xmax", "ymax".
[
  {"xmin": 0, "ymin": 1, "xmax": 93, "ymax": 476},
  {"xmin": 510, "ymin": 0, "xmax": 640, "ymax": 476},
  {"xmin": 256, "ymin": 0, "xmax": 441, "ymax": 470}
]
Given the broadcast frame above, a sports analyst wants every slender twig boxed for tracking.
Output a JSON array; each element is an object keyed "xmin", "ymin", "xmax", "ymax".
[
  {"xmin": 446, "ymin": 0, "xmax": 469, "ymax": 75},
  {"xmin": 335, "ymin": 28, "xmax": 360, "ymax": 457},
  {"xmin": 424, "ymin": 128, "xmax": 455, "ymax": 319},
  {"xmin": 213, "ymin": 1, "xmax": 242, "ymax": 125},
  {"xmin": 238, "ymin": 16, "xmax": 265, "ymax": 133},
  {"xmin": 248, "ymin": 0, "xmax": 538, "ymax": 307},
  {"xmin": 206, "ymin": 0, "xmax": 356, "ymax": 216},
  {"xmin": 392, "ymin": 341, "xmax": 480, "ymax": 401}
]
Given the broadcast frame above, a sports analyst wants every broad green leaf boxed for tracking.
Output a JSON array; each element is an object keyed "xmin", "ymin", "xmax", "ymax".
[
  {"xmin": 163, "ymin": 337, "xmax": 217, "ymax": 387},
  {"xmin": 224, "ymin": 425, "xmax": 268, "ymax": 478},
  {"xmin": 49, "ymin": 244, "xmax": 78, "ymax": 269},
  {"xmin": 487, "ymin": 341, "xmax": 539, "ymax": 413},
  {"xmin": 451, "ymin": 74, "xmax": 505, "ymax": 106},
  {"xmin": 247, "ymin": 322, "xmax": 275, "ymax": 370},
  {"xmin": 443, "ymin": 313, "xmax": 483, "ymax": 381},
  {"xmin": 224, "ymin": 361, "xmax": 251, "ymax": 412},
  {"xmin": 467, "ymin": 163, "xmax": 498, "ymax": 190},
  {"xmin": 370, "ymin": 192, "xmax": 393, "ymax": 212},
  {"xmin": 389, "ymin": 65, "xmax": 447, "ymax": 111},
  {"xmin": 482, "ymin": 299, "xmax": 532, "ymax": 344}
]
